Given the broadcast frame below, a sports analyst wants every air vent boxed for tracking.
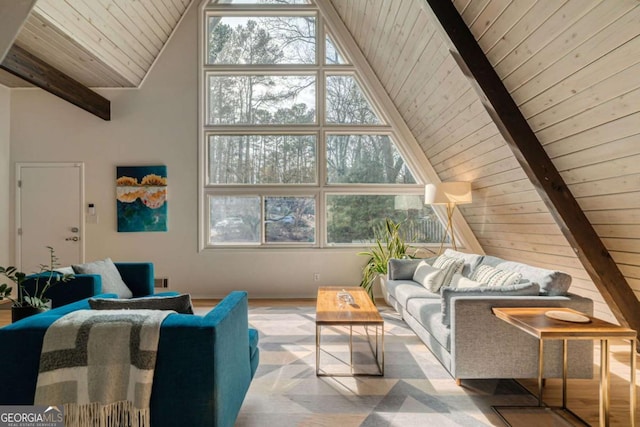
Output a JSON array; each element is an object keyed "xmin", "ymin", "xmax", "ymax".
[{"xmin": 154, "ymin": 277, "xmax": 169, "ymax": 288}]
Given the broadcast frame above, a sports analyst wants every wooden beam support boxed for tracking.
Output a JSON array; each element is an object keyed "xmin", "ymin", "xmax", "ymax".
[
  {"xmin": 421, "ymin": 0, "xmax": 640, "ymax": 338},
  {"xmin": 1, "ymin": 44, "xmax": 110, "ymax": 120}
]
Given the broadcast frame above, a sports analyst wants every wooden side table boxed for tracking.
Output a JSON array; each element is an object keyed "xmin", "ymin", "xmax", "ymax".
[
  {"xmin": 315, "ymin": 286, "xmax": 384, "ymax": 376},
  {"xmin": 492, "ymin": 307, "xmax": 636, "ymax": 427}
]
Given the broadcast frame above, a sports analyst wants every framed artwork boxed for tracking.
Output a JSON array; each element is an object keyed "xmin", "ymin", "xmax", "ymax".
[{"xmin": 116, "ymin": 165, "xmax": 167, "ymax": 232}]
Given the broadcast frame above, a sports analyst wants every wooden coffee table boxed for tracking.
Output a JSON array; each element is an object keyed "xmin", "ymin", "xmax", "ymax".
[
  {"xmin": 492, "ymin": 307, "xmax": 636, "ymax": 427},
  {"xmin": 315, "ymin": 286, "xmax": 384, "ymax": 376}
]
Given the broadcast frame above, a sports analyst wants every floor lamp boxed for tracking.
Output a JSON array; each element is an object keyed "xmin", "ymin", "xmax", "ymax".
[{"xmin": 424, "ymin": 182, "xmax": 472, "ymax": 254}]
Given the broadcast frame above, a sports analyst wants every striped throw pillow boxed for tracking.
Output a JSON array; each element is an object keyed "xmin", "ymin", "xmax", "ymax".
[
  {"xmin": 470, "ymin": 265, "xmax": 522, "ymax": 287},
  {"xmin": 432, "ymin": 255, "xmax": 464, "ymax": 287}
]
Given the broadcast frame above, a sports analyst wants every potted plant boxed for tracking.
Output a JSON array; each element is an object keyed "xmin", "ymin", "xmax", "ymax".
[
  {"xmin": 359, "ymin": 218, "xmax": 439, "ymax": 301},
  {"xmin": 0, "ymin": 246, "xmax": 74, "ymax": 322},
  {"xmin": 358, "ymin": 218, "xmax": 410, "ymax": 301}
]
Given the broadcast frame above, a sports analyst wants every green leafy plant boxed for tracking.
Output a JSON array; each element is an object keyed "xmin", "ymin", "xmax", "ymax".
[
  {"xmin": 358, "ymin": 218, "xmax": 410, "ymax": 301},
  {"xmin": 0, "ymin": 246, "xmax": 74, "ymax": 308}
]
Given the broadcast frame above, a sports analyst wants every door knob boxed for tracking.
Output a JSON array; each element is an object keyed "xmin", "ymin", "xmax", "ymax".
[
  {"xmin": 71, "ymin": 227, "xmax": 79, "ymax": 233},
  {"xmin": 65, "ymin": 237, "xmax": 79, "ymax": 241}
]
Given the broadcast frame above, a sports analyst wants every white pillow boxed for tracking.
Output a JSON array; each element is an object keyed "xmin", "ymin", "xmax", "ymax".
[
  {"xmin": 432, "ymin": 255, "xmax": 465, "ymax": 287},
  {"xmin": 72, "ymin": 258, "xmax": 133, "ymax": 299},
  {"xmin": 470, "ymin": 265, "xmax": 522, "ymax": 288},
  {"xmin": 54, "ymin": 266, "xmax": 75, "ymax": 275},
  {"xmin": 449, "ymin": 273, "xmax": 483, "ymax": 289},
  {"xmin": 413, "ymin": 261, "xmax": 445, "ymax": 293}
]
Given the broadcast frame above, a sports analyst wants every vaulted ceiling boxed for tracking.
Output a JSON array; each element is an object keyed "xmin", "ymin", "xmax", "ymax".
[
  {"xmin": 0, "ymin": 0, "xmax": 191, "ymax": 88},
  {"xmin": 328, "ymin": 0, "xmax": 640, "ymax": 326},
  {"xmin": 1, "ymin": 0, "xmax": 639, "ymax": 328}
]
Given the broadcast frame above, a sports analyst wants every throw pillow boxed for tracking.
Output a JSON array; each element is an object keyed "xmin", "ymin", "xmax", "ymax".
[
  {"xmin": 442, "ymin": 249, "xmax": 484, "ymax": 277},
  {"xmin": 388, "ymin": 258, "xmax": 425, "ymax": 280},
  {"xmin": 440, "ymin": 282, "xmax": 540, "ymax": 326},
  {"xmin": 412, "ymin": 261, "xmax": 445, "ymax": 293},
  {"xmin": 470, "ymin": 264, "xmax": 522, "ymax": 288},
  {"xmin": 89, "ymin": 294, "xmax": 194, "ymax": 314},
  {"xmin": 54, "ymin": 266, "xmax": 75, "ymax": 275},
  {"xmin": 483, "ymin": 260, "xmax": 571, "ymax": 296},
  {"xmin": 449, "ymin": 273, "xmax": 483, "ymax": 289},
  {"xmin": 72, "ymin": 258, "xmax": 133, "ymax": 299},
  {"xmin": 432, "ymin": 255, "xmax": 464, "ymax": 287}
]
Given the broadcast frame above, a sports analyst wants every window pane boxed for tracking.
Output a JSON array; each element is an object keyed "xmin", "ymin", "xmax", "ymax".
[
  {"xmin": 325, "ymin": 33, "xmax": 346, "ymax": 65},
  {"xmin": 326, "ymin": 135, "xmax": 416, "ymax": 184},
  {"xmin": 265, "ymin": 196, "xmax": 315, "ymax": 243},
  {"xmin": 207, "ymin": 74, "xmax": 316, "ymax": 125},
  {"xmin": 207, "ymin": 16, "xmax": 316, "ymax": 64},
  {"xmin": 326, "ymin": 75, "xmax": 381, "ymax": 124},
  {"xmin": 326, "ymin": 195, "xmax": 446, "ymax": 244},
  {"xmin": 209, "ymin": 196, "xmax": 261, "ymax": 244},
  {"xmin": 208, "ymin": 134, "xmax": 317, "ymax": 184}
]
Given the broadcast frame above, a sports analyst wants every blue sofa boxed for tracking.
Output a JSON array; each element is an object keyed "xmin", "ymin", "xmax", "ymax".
[
  {"xmin": 20, "ymin": 262, "xmax": 155, "ymax": 307},
  {"xmin": 0, "ymin": 291, "xmax": 259, "ymax": 427}
]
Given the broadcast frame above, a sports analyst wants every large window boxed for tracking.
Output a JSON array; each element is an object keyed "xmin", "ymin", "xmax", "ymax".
[
  {"xmin": 207, "ymin": 16, "xmax": 316, "ymax": 64},
  {"xmin": 325, "ymin": 75, "xmax": 380, "ymax": 124},
  {"xmin": 209, "ymin": 195, "xmax": 315, "ymax": 244},
  {"xmin": 201, "ymin": 1, "xmax": 444, "ymax": 248},
  {"xmin": 206, "ymin": 74, "xmax": 316, "ymax": 125},
  {"xmin": 326, "ymin": 135, "xmax": 415, "ymax": 184},
  {"xmin": 208, "ymin": 134, "xmax": 317, "ymax": 184},
  {"xmin": 327, "ymin": 195, "xmax": 445, "ymax": 245}
]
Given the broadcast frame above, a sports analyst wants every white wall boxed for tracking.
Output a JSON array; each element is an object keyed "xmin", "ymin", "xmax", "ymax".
[
  {"xmin": 0, "ymin": 85, "xmax": 9, "ymax": 265},
  {"xmin": 9, "ymin": 4, "xmax": 365, "ymax": 298}
]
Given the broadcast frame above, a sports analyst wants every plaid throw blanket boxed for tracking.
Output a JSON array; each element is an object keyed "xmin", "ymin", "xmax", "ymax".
[{"xmin": 34, "ymin": 309, "xmax": 173, "ymax": 427}]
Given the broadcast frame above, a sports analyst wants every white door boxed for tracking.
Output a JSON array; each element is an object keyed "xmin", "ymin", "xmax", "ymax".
[{"xmin": 16, "ymin": 163, "xmax": 84, "ymax": 273}]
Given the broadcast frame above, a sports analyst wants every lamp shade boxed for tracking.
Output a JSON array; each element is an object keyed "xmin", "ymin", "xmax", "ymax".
[{"xmin": 424, "ymin": 182, "xmax": 472, "ymax": 205}]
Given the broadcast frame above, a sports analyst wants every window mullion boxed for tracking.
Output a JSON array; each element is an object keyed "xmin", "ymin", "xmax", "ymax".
[
  {"xmin": 204, "ymin": 5, "xmax": 316, "ymax": 14},
  {"xmin": 203, "ymin": 65, "xmax": 320, "ymax": 74},
  {"xmin": 317, "ymin": 14, "xmax": 327, "ymax": 247},
  {"xmin": 322, "ymin": 126, "xmax": 393, "ymax": 134},
  {"xmin": 204, "ymin": 126, "xmax": 321, "ymax": 133}
]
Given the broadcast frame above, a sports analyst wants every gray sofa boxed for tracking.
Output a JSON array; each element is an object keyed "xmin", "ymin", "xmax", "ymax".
[{"xmin": 381, "ymin": 249, "xmax": 594, "ymax": 383}]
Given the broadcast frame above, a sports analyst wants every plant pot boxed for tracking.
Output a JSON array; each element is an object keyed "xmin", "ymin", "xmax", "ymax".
[
  {"xmin": 11, "ymin": 305, "xmax": 49, "ymax": 323},
  {"xmin": 378, "ymin": 274, "xmax": 390, "ymax": 305}
]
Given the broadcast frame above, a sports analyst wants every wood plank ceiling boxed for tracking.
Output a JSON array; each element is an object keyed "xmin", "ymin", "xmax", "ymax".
[
  {"xmin": 330, "ymin": 0, "xmax": 640, "ymax": 324},
  {"xmin": 0, "ymin": 0, "xmax": 191, "ymax": 88}
]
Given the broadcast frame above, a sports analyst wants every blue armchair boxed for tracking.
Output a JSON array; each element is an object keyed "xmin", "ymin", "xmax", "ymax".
[
  {"xmin": 20, "ymin": 262, "xmax": 155, "ymax": 308},
  {"xmin": 0, "ymin": 291, "xmax": 259, "ymax": 427}
]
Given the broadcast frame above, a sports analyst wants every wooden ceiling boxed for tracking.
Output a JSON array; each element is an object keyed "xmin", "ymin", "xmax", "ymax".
[
  {"xmin": 0, "ymin": 0, "xmax": 191, "ymax": 88},
  {"xmin": 329, "ymin": 0, "xmax": 640, "ymax": 325}
]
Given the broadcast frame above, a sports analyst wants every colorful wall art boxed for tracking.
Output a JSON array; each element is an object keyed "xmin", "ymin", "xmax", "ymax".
[{"xmin": 116, "ymin": 165, "xmax": 167, "ymax": 232}]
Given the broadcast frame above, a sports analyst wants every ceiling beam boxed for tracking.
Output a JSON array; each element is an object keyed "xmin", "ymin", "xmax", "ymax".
[
  {"xmin": 421, "ymin": 0, "xmax": 640, "ymax": 337},
  {"xmin": 1, "ymin": 44, "xmax": 110, "ymax": 120}
]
